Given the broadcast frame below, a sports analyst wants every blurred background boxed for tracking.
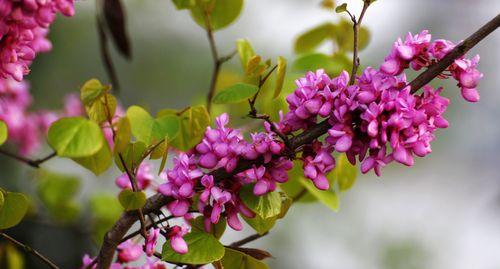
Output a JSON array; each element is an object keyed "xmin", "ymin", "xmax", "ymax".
[{"xmin": 1, "ymin": 0, "xmax": 500, "ymax": 268}]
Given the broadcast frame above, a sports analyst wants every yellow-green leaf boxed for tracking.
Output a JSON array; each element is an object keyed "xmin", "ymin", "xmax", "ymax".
[
  {"xmin": 273, "ymin": 56, "xmax": 287, "ymax": 99},
  {"xmin": 72, "ymin": 141, "xmax": 113, "ymax": 176},
  {"xmin": 221, "ymin": 248, "xmax": 269, "ymax": 269},
  {"xmin": 162, "ymin": 230, "xmax": 225, "ymax": 264},
  {"xmin": 85, "ymin": 93, "xmax": 117, "ymax": 123},
  {"xmin": 80, "ymin": 78, "xmax": 109, "ymax": 105},
  {"xmin": 190, "ymin": 0, "xmax": 244, "ymax": 31},
  {"xmin": 243, "ymin": 215, "xmax": 276, "ymax": 235},
  {"xmin": 240, "ymin": 186, "xmax": 282, "ymax": 219},
  {"xmin": 114, "ymin": 117, "xmax": 132, "ymax": 154},
  {"xmin": 212, "ymin": 83, "xmax": 258, "ymax": 104},
  {"xmin": 294, "ymin": 22, "xmax": 335, "ymax": 54},
  {"xmin": 126, "ymin": 106, "xmax": 180, "ymax": 145},
  {"xmin": 114, "ymin": 141, "xmax": 147, "ymax": 172},
  {"xmin": 0, "ymin": 192, "xmax": 29, "ymax": 229},
  {"xmin": 118, "ymin": 189, "xmax": 146, "ymax": 210},
  {"xmin": 190, "ymin": 216, "xmax": 227, "ymax": 239},
  {"xmin": 0, "ymin": 120, "xmax": 7, "ymax": 146},
  {"xmin": 47, "ymin": 117, "xmax": 104, "ymax": 158},
  {"xmin": 332, "ymin": 153, "xmax": 357, "ymax": 191},
  {"xmin": 299, "ymin": 177, "xmax": 339, "ymax": 212},
  {"xmin": 237, "ymin": 39, "xmax": 256, "ymax": 70},
  {"xmin": 37, "ymin": 170, "xmax": 81, "ymax": 222}
]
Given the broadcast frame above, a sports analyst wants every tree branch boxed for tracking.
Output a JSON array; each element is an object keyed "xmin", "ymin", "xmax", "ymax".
[
  {"xmin": 0, "ymin": 232, "xmax": 61, "ymax": 269},
  {"xmin": 94, "ymin": 12, "xmax": 500, "ymax": 268},
  {"xmin": 229, "ymin": 232, "xmax": 269, "ymax": 247},
  {"xmin": 0, "ymin": 149, "xmax": 56, "ymax": 168},
  {"xmin": 348, "ymin": 1, "xmax": 370, "ymax": 85}
]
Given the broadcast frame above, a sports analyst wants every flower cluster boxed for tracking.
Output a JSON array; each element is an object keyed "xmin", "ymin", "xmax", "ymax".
[
  {"xmin": 380, "ymin": 30, "xmax": 482, "ymax": 102},
  {"xmin": 0, "ymin": 0, "xmax": 74, "ymax": 81},
  {"xmin": 280, "ymin": 30, "xmax": 480, "ymax": 182}
]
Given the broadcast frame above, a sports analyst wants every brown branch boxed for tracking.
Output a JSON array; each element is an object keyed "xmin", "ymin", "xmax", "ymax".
[
  {"xmin": 0, "ymin": 232, "xmax": 61, "ymax": 269},
  {"xmin": 0, "ymin": 149, "xmax": 56, "ymax": 168},
  {"xmin": 409, "ymin": 13, "xmax": 500, "ymax": 93},
  {"xmin": 229, "ymin": 232, "xmax": 269, "ymax": 247},
  {"xmin": 348, "ymin": 1, "xmax": 370, "ymax": 85},
  {"xmin": 94, "ymin": 13, "xmax": 500, "ymax": 268}
]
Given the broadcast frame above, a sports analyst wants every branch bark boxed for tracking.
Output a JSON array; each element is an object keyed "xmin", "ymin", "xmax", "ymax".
[
  {"xmin": 94, "ymin": 12, "xmax": 500, "ymax": 268},
  {"xmin": 0, "ymin": 232, "xmax": 61, "ymax": 269}
]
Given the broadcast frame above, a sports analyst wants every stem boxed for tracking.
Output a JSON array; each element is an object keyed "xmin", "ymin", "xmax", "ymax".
[
  {"xmin": 229, "ymin": 232, "xmax": 269, "ymax": 247},
  {"xmin": 0, "ymin": 149, "xmax": 57, "ymax": 168},
  {"xmin": 348, "ymin": 1, "xmax": 370, "ymax": 85},
  {"xmin": 0, "ymin": 232, "xmax": 60, "ymax": 269}
]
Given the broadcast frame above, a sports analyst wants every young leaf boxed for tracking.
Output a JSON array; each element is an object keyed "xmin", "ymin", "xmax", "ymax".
[
  {"xmin": 0, "ymin": 192, "xmax": 29, "ymax": 229},
  {"xmin": 212, "ymin": 83, "xmax": 259, "ymax": 104},
  {"xmin": 294, "ymin": 23, "xmax": 336, "ymax": 54},
  {"xmin": 332, "ymin": 153, "xmax": 357, "ymax": 191},
  {"xmin": 299, "ymin": 177, "xmax": 339, "ymax": 212},
  {"xmin": 243, "ymin": 215, "xmax": 276, "ymax": 235},
  {"xmin": 240, "ymin": 185, "xmax": 282, "ymax": 219},
  {"xmin": 335, "ymin": 3, "xmax": 347, "ymax": 13},
  {"xmin": 118, "ymin": 189, "xmax": 146, "ymax": 210},
  {"xmin": 114, "ymin": 117, "xmax": 132, "ymax": 153},
  {"xmin": 190, "ymin": 216, "xmax": 227, "ymax": 239},
  {"xmin": 85, "ymin": 93, "xmax": 117, "ymax": 123},
  {"xmin": 172, "ymin": 0, "xmax": 195, "ymax": 10},
  {"xmin": 90, "ymin": 193, "xmax": 122, "ymax": 243},
  {"xmin": 320, "ymin": 0, "xmax": 336, "ymax": 10},
  {"xmin": 72, "ymin": 141, "xmax": 113, "ymax": 176},
  {"xmin": 114, "ymin": 141, "xmax": 147, "ymax": 172},
  {"xmin": 37, "ymin": 171, "xmax": 81, "ymax": 222},
  {"xmin": 80, "ymin": 79, "xmax": 109, "ymax": 105},
  {"xmin": 221, "ymin": 248, "xmax": 269, "ymax": 269},
  {"xmin": 156, "ymin": 137, "xmax": 169, "ymax": 174},
  {"xmin": 0, "ymin": 191, "xmax": 4, "ymax": 210},
  {"xmin": 126, "ymin": 106, "xmax": 180, "ymax": 145},
  {"xmin": 190, "ymin": 0, "xmax": 244, "ymax": 31},
  {"xmin": 48, "ymin": 117, "xmax": 104, "ymax": 158},
  {"xmin": 273, "ymin": 56, "xmax": 287, "ymax": 99},
  {"xmin": 237, "ymin": 39, "xmax": 256, "ymax": 70},
  {"xmin": 162, "ymin": 230, "xmax": 225, "ymax": 264},
  {"xmin": 0, "ymin": 120, "xmax": 8, "ymax": 146}
]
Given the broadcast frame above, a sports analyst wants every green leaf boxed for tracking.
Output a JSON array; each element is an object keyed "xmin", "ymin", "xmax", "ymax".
[
  {"xmin": 80, "ymin": 79, "xmax": 109, "ymax": 105},
  {"xmin": 37, "ymin": 171, "xmax": 81, "ymax": 222},
  {"xmin": 273, "ymin": 56, "xmax": 287, "ymax": 99},
  {"xmin": 47, "ymin": 117, "xmax": 104, "ymax": 158},
  {"xmin": 126, "ymin": 106, "xmax": 180, "ymax": 145},
  {"xmin": 294, "ymin": 22, "xmax": 336, "ymax": 54},
  {"xmin": 5, "ymin": 244, "xmax": 25, "ymax": 269},
  {"xmin": 90, "ymin": 193, "xmax": 122, "ymax": 244},
  {"xmin": 118, "ymin": 189, "xmax": 146, "ymax": 210},
  {"xmin": 299, "ymin": 177, "xmax": 339, "ymax": 212},
  {"xmin": 0, "ymin": 191, "xmax": 4, "ymax": 209},
  {"xmin": 237, "ymin": 39, "xmax": 256, "ymax": 70},
  {"xmin": 114, "ymin": 117, "xmax": 132, "ymax": 154},
  {"xmin": 334, "ymin": 18, "xmax": 370, "ymax": 52},
  {"xmin": 172, "ymin": 0, "xmax": 195, "ymax": 9},
  {"xmin": 85, "ymin": 93, "xmax": 117, "ymax": 123},
  {"xmin": 221, "ymin": 248, "xmax": 269, "ymax": 269},
  {"xmin": 0, "ymin": 192, "xmax": 29, "ymax": 229},
  {"xmin": 72, "ymin": 141, "xmax": 113, "ymax": 176},
  {"xmin": 320, "ymin": 0, "xmax": 336, "ymax": 10},
  {"xmin": 243, "ymin": 215, "xmax": 276, "ymax": 235},
  {"xmin": 114, "ymin": 141, "xmax": 147, "ymax": 172},
  {"xmin": 293, "ymin": 53, "xmax": 337, "ymax": 73},
  {"xmin": 240, "ymin": 185, "xmax": 282, "ymax": 219},
  {"xmin": 212, "ymin": 83, "xmax": 258, "ymax": 104},
  {"xmin": 162, "ymin": 230, "xmax": 225, "ymax": 264},
  {"xmin": 158, "ymin": 106, "xmax": 210, "ymax": 151},
  {"xmin": 332, "ymin": 153, "xmax": 357, "ymax": 191},
  {"xmin": 190, "ymin": 0, "xmax": 244, "ymax": 31},
  {"xmin": 280, "ymin": 161, "xmax": 318, "ymax": 203},
  {"xmin": 190, "ymin": 216, "xmax": 226, "ymax": 239},
  {"xmin": 0, "ymin": 120, "xmax": 8, "ymax": 146},
  {"xmin": 335, "ymin": 3, "xmax": 347, "ymax": 13}
]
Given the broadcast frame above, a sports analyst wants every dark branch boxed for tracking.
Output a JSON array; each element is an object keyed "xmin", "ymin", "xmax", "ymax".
[
  {"xmin": 0, "ymin": 149, "xmax": 56, "ymax": 168},
  {"xmin": 229, "ymin": 232, "xmax": 269, "ymax": 247},
  {"xmin": 0, "ymin": 232, "xmax": 61, "ymax": 269}
]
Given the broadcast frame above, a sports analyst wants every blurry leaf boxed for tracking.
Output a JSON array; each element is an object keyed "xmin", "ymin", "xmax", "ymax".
[
  {"xmin": 293, "ymin": 53, "xmax": 337, "ymax": 73},
  {"xmin": 72, "ymin": 140, "xmax": 113, "ymax": 176},
  {"xmin": 0, "ymin": 192, "xmax": 29, "ymax": 229},
  {"xmin": 172, "ymin": 0, "xmax": 195, "ymax": 9},
  {"xmin": 334, "ymin": 18, "xmax": 370, "ymax": 52},
  {"xmin": 85, "ymin": 93, "xmax": 117, "ymax": 123},
  {"xmin": 331, "ymin": 153, "xmax": 357, "ymax": 191},
  {"xmin": 80, "ymin": 79, "xmax": 109, "ymax": 105},
  {"xmin": 158, "ymin": 106, "xmax": 210, "ymax": 151},
  {"xmin": 190, "ymin": 0, "xmax": 244, "ymax": 31},
  {"xmin": 273, "ymin": 56, "xmax": 287, "ymax": 99},
  {"xmin": 320, "ymin": 0, "xmax": 335, "ymax": 10},
  {"xmin": 90, "ymin": 193, "xmax": 122, "ymax": 243},
  {"xmin": 237, "ymin": 39, "xmax": 256, "ymax": 70},
  {"xmin": 190, "ymin": 216, "xmax": 226, "ymax": 239},
  {"xmin": 243, "ymin": 215, "xmax": 276, "ymax": 235},
  {"xmin": 5, "ymin": 244, "xmax": 24, "ymax": 269},
  {"xmin": 155, "ymin": 137, "xmax": 169, "ymax": 174},
  {"xmin": 0, "ymin": 191, "xmax": 4, "ymax": 209},
  {"xmin": 162, "ymin": 230, "xmax": 225, "ymax": 264},
  {"xmin": 294, "ymin": 22, "xmax": 335, "ymax": 54},
  {"xmin": 103, "ymin": 0, "xmax": 131, "ymax": 58},
  {"xmin": 48, "ymin": 117, "xmax": 104, "ymax": 158},
  {"xmin": 37, "ymin": 171, "xmax": 81, "ymax": 222},
  {"xmin": 114, "ymin": 117, "xmax": 131, "ymax": 154},
  {"xmin": 212, "ymin": 83, "xmax": 258, "ymax": 104},
  {"xmin": 277, "ymin": 194, "xmax": 292, "ymax": 219},
  {"xmin": 126, "ymin": 106, "xmax": 180, "ymax": 145},
  {"xmin": 245, "ymin": 55, "xmax": 264, "ymax": 77},
  {"xmin": 240, "ymin": 185, "xmax": 282, "ymax": 219},
  {"xmin": 118, "ymin": 189, "xmax": 146, "ymax": 210},
  {"xmin": 221, "ymin": 248, "xmax": 269, "ymax": 269},
  {"xmin": 281, "ymin": 161, "xmax": 317, "ymax": 203},
  {"xmin": 0, "ymin": 120, "xmax": 8, "ymax": 146},
  {"xmin": 335, "ymin": 3, "xmax": 347, "ymax": 13},
  {"xmin": 299, "ymin": 177, "xmax": 339, "ymax": 212},
  {"xmin": 330, "ymin": 53, "xmax": 353, "ymax": 75},
  {"xmin": 228, "ymin": 247, "xmax": 273, "ymax": 260},
  {"xmin": 114, "ymin": 141, "xmax": 147, "ymax": 172}
]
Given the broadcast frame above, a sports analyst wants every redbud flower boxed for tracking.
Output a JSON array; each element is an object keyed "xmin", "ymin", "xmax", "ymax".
[
  {"xmin": 117, "ymin": 240, "xmax": 143, "ymax": 263},
  {"xmin": 168, "ymin": 225, "xmax": 189, "ymax": 254},
  {"xmin": 144, "ymin": 228, "xmax": 160, "ymax": 257}
]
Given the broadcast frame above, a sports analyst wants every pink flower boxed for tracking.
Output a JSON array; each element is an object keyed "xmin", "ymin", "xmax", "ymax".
[
  {"xmin": 116, "ymin": 162, "xmax": 154, "ymax": 190},
  {"xmin": 144, "ymin": 228, "xmax": 160, "ymax": 257},
  {"xmin": 168, "ymin": 225, "xmax": 189, "ymax": 254},
  {"xmin": 117, "ymin": 240, "xmax": 143, "ymax": 263}
]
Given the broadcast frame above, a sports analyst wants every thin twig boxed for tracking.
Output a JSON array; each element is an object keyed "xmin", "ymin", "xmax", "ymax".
[
  {"xmin": 229, "ymin": 232, "xmax": 269, "ymax": 247},
  {"xmin": 0, "ymin": 149, "xmax": 57, "ymax": 168},
  {"xmin": 348, "ymin": 1, "xmax": 370, "ymax": 85},
  {"xmin": 0, "ymin": 232, "xmax": 61, "ymax": 269}
]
